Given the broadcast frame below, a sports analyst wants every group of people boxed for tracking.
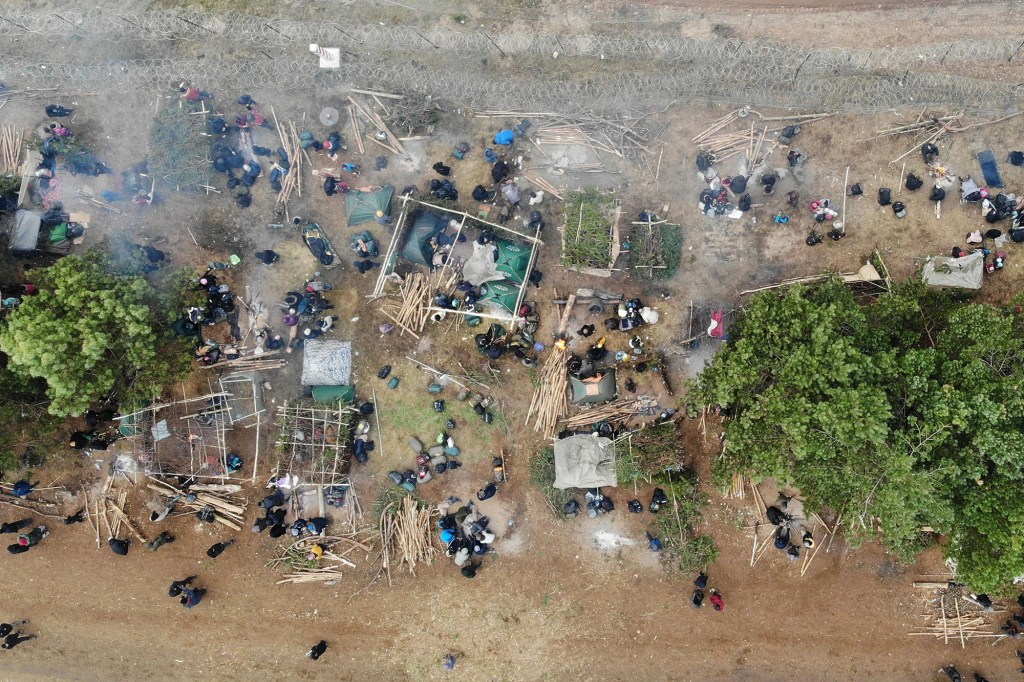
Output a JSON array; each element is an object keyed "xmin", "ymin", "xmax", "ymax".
[
  {"xmin": 3, "ymin": 519, "xmax": 48, "ymax": 555},
  {"xmin": 437, "ymin": 489, "xmax": 502, "ymax": 579},
  {"xmin": 280, "ymin": 284, "xmax": 337, "ymax": 347},
  {"xmin": 690, "ymin": 572, "xmax": 726, "ymax": 612},
  {"xmin": 0, "ymin": 620, "xmax": 35, "ymax": 649},
  {"xmin": 765, "ymin": 493, "xmax": 814, "ymax": 561},
  {"xmin": 168, "ymin": 575, "xmax": 207, "ymax": 609}
]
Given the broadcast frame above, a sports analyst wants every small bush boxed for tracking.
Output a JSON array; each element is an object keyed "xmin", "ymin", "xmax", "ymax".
[
  {"xmin": 529, "ymin": 447, "xmax": 575, "ymax": 517},
  {"xmin": 676, "ymin": 535, "xmax": 719, "ymax": 574}
]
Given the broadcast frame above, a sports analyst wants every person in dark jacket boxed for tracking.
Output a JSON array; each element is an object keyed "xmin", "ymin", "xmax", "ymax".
[
  {"xmin": 168, "ymin": 576, "xmax": 197, "ymax": 598},
  {"xmin": 259, "ymin": 489, "xmax": 285, "ymax": 510},
  {"xmin": 207, "ymin": 539, "xmax": 235, "ymax": 558},
  {"xmin": 108, "ymin": 537, "xmax": 130, "ymax": 555},
  {"xmin": 476, "ymin": 483, "xmax": 497, "ymax": 501},
  {"xmin": 307, "ymin": 640, "xmax": 328, "ymax": 660},
  {"xmin": 255, "ymin": 250, "xmax": 280, "ymax": 265},
  {"xmin": 0, "ymin": 621, "xmax": 28, "ymax": 638},
  {"xmin": 45, "ymin": 104, "xmax": 73, "ymax": 117},
  {"xmin": 180, "ymin": 587, "xmax": 206, "ymax": 609},
  {"xmin": 1, "ymin": 632, "xmax": 35, "ymax": 649},
  {"xmin": 0, "ymin": 518, "xmax": 32, "ymax": 534}
]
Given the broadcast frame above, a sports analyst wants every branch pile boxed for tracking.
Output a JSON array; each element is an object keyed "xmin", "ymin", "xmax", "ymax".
[
  {"xmin": 560, "ymin": 396, "xmax": 655, "ymax": 429},
  {"xmin": 147, "ymin": 104, "xmax": 208, "ymax": 190},
  {"xmin": 146, "ymin": 477, "xmax": 246, "ymax": 530},
  {"xmin": 266, "ymin": 533, "xmax": 375, "ymax": 584},
  {"xmin": 526, "ymin": 344, "xmax": 568, "ymax": 438},
  {"xmin": 562, "ymin": 189, "xmax": 616, "ymax": 269},
  {"xmin": 378, "ymin": 269, "xmax": 457, "ymax": 339},
  {"xmin": 378, "ymin": 492, "xmax": 436, "ymax": 584}
]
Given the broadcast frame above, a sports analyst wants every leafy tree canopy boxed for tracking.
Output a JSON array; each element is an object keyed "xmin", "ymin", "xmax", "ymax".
[
  {"xmin": 0, "ymin": 253, "xmax": 190, "ymax": 417},
  {"xmin": 693, "ymin": 279, "xmax": 1024, "ymax": 592}
]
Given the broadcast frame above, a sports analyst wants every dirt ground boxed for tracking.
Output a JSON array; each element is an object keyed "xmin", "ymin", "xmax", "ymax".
[{"xmin": 1, "ymin": 0, "xmax": 1024, "ymax": 680}]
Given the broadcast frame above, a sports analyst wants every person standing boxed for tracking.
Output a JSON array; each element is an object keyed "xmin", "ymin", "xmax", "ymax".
[
  {"xmin": 180, "ymin": 586, "xmax": 207, "ymax": 609},
  {"xmin": 709, "ymin": 588, "xmax": 725, "ymax": 612}
]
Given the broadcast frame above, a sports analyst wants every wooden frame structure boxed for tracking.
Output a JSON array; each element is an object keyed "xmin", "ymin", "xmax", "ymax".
[
  {"xmin": 273, "ymin": 400, "xmax": 356, "ymax": 488},
  {"xmin": 371, "ymin": 195, "xmax": 543, "ymax": 324}
]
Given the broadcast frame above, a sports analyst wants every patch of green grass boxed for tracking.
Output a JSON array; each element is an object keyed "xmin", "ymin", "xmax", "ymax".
[
  {"xmin": 529, "ymin": 447, "xmax": 574, "ymax": 517},
  {"xmin": 563, "ymin": 189, "xmax": 616, "ymax": 269},
  {"xmin": 628, "ymin": 221, "xmax": 682, "ymax": 280}
]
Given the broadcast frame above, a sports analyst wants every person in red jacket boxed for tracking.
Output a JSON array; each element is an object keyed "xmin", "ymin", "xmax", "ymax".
[{"xmin": 710, "ymin": 588, "xmax": 725, "ymax": 612}]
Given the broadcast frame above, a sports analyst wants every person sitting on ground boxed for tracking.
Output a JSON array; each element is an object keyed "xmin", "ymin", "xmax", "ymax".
[
  {"xmin": 577, "ymin": 324, "xmax": 595, "ymax": 338},
  {"xmin": 108, "ymin": 537, "xmax": 130, "ymax": 555},
  {"xmin": 2, "ymin": 632, "xmax": 35, "ymax": 649},
  {"xmin": 476, "ymin": 483, "xmax": 497, "ymax": 501},
  {"xmin": 147, "ymin": 530, "xmax": 175, "ymax": 552},
  {"xmin": 307, "ymin": 517, "xmax": 329, "ymax": 536},
  {"xmin": 461, "ymin": 561, "xmax": 480, "ymax": 578},
  {"xmin": 774, "ymin": 526, "xmax": 790, "ymax": 550},
  {"xmin": 207, "ymin": 539, "xmax": 235, "ymax": 559},
  {"xmin": 45, "ymin": 104, "xmax": 73, "ymax": 117},
  {"xmin": 0, "ymin": 621, "xmax": 28, "ymax": 638},
  {"xmin": 260, "ymin": 489, "xmax": 286, "ymax": 510},
  {"xmin": 0, "ymin": 518, "xmax": 32, "ymax": 534},
  {"xmin": 168, "ymin": 576, "xmax": 197, "ymax": 598},
  {"xmin": 307, "ymin": 640, "xmax": 328, "ymax": 661},
  {"xmin": 290, "ymin": 519, "xmax": 309, "ymax": 537},
  {"xmin": 709, "ymin": 588, "xmax": 725, "ymax": 612},
  {"xmin": 180, "ymin": 586, "xmax": 207, "ymax": 609},
  {"xmin": 691, "ymin": 588, "xmax": 705, "ymax": 608},
  {"xmin": 255, "ymin": 249, "xmax": 280, "ymax": 265},
  {"xmin": 179, "ymin": 85, "xmax": 212, "ymax": 101},
  {"xmin": 10, "ymin": 480, "xmax": 35, "ymax": 498}
]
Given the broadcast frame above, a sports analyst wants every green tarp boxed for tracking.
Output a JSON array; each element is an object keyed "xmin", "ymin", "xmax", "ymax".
[
  {"xmin": 569, "ymin": 370, "xmax": 617, "ymax": 404},
  {"xmin": 401, "ymin": 210, "xmax": 448, "ymax": 266},
  {"xmin": 478, "ymin": 280, "xmax": 520, "ymax": 313},
  {"xmin": 345, "ymin": 186, "xmax": 395, "ymax": 226},
  {"xmin": 312, "ymin": 385, "xmax": 356, "ymax": 403},
  {"xmin": 494, "ymin": 238, "xmax": 532, "ymax": 284}
]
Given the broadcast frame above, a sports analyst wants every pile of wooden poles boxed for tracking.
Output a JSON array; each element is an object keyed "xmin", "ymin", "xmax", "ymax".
[
  {"xmin": 348, "ymin": 95, "xmax": 410, "ymax": 160},
  {"xmin": 526, "ymin": 343, "xmax": 569, "ymax": 438},
  {"xmin": 269, "ymin": 107, "xmax": 304, "ymax": 216},
  {"xmin": 535, "ymin": 123, "xmax": 624, "ymax": 159},
  {"xmin": 379, "ymin": 494, "xmax": 436, "ymax": 584},
  {"xmin": 0, "ymin": 126, "xmax": 22, "ymax": 174},
  {"xmin": 147, "ymin": 476, "xmax": 246, "ymax": 530},
  {"xmin": 909, "ymin": 583, "xmax": 1005, "ymax": 646},
  {"xmin": 560, "ymin": 397, "xmax": 648, "ymax": 429},
  {"xmin": 379, "ymin": 270, "xmax": 456, "ymax": 339},
  {"xmin": 199, "ymin": 351, "xmax": 285, "ymax": 373},
  {"xmin": 268, "ymin": 533, "xmax": 375, "ymax": 584},
  {"xmin": 522, "ymin": 174, "xmax": 563, "ymax": 201},
  {"xmin": 693, "ymin": 109, "xmax": 832, "ymax": 165}
]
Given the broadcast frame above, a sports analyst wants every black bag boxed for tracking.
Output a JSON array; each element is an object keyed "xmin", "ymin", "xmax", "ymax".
[
  {"xmin": 878, "ymin": 188, "xmax": 892, "ymax": 206},
  {"xmin": 1008, "ymin": 151, "xmax": 1024, "ymax": 167},
  {"xmin": 905, "ymin": 173, "xmax": 923, "ymax": 191},
  {"xmin": 737, "ymin": 194, "xmax": 751, "ymax": 212}
]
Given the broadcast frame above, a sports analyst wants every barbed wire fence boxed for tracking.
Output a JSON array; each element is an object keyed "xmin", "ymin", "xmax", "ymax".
[
  {"xmin": 1, "ymin": 9, "xmax": 1022, "ymax": 71},
  {"xmin": 2, "ymin": 54, "xmax": 1020, "ymax": 115}
]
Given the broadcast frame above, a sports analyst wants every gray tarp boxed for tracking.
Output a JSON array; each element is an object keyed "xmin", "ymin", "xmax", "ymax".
[
  {"xmin": 9, "ymin": 209, "xmax": 41, "ymax": 252},
  {"xmin": 461, "ymin": 241, "xmax": 505, "ymax": 286},
  {"xmin": 922, "ymin": 251, "xmax": 984, "ymax": 290},
  {"xmin": 553, "ymin": 434, "xmax": 617, "ymax": 489},
  {"xmin": 301, "ymin": 340, "xmax": 353, "ymax": 386}
]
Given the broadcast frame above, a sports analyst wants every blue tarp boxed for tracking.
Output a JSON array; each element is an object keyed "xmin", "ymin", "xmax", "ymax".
[{"xmin": 493, "ymin": 129, "xmax": 514, "ymax": 145}]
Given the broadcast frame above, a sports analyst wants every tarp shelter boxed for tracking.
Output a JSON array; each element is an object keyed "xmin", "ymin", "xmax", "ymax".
[
  {"xmin": 478, "ymin": 280, "xmax": 520, "ymax": 313},
  {"xmin": 312, "ymin": 385, "xmax": 356, "ymax": 403},
  {"xmin": 494, "ymin": 129, "xmax": 514, "ymax": 145},
  {"xmin": 494, "ymin": 239, "xmax": 532, "ymax": 284},
  {"xmin": 345, "ymin": 185, "xmax": 395, "ymax": 226},
  {"xmin": 553, "ymin": 433, "xmax": 617, "ymax": 489},
  {"xmin": 569, "ymin": 370, "xmax": 617, "ymax": 404},
  {"xmin": 461, "ymin": 242, "xmax": 504, "ymax": 286},
  {"xmin": 9, "ymin": 209, "xmax": 41, "ymax": 253},
  {"xmin": 400, "ymin": 210, "xmax": 449, "ymax": 266},
  {"xmin": 301, "ymin": 340, "xmax": 353, "ymax": 386},
  {"xmin": 922, "ymin": 251, "xmax": 984, "ymax": 290}
]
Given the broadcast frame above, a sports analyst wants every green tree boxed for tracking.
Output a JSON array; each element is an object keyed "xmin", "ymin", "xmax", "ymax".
[
  {"xmin": 0, "ymin": 254, "xmax": 190, "ymax": 417},
  {"xmin": 693, "ymin": 280, "xmax": 1024, "ymax": 592}
]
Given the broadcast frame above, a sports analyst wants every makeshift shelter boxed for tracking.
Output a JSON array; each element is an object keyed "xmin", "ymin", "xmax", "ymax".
[
  {"xmin": 569, "ymin": 370, "xmax": 617, "ymax": 405},
  {"xmin": 922, "ymin": 251, "xmax": 984, "ymax": 290},
  {"xmin": 8, "ymin": 209, "xmax": 40, "ymax": 253},
  {"xmin": 478, "ymin": 280, "xmax": 520, "ymax": 314},
  {"xmin": 461, "ymin": 242, "xmax": 505, "ymax": 286},
  {"xmin": 345, "ymin": 185, "xmax": 395, "ymax": 226},
  {"xmin": 301, "ymin": 340, "xmax": 353, "ymax": 386},
  {"xmin": 494, "ymin": 239, "xmax": 532, "ymax": 284},
  {"xmin": 400, "ymin": 210, "xmax": 449, "ymax": 266},
  {"xmin": 553, "ymin": 433, "xmax": 617, "ymax": 489}
]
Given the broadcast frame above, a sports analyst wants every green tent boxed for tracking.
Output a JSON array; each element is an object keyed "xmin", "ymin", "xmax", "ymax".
[
  {"xmin": 400, "ymin": 210, "xmax": 449, "ymax": 265},
  {"xmin": 569, "ymin": 370, "xmax": 617, "ymax": 404},
  {"xmin": 312, "ymin": 385, "xmax": 356, "ymax": 403},
  {"xmin": 478, "ymin": 280, "xmax": 520, "ymax": 314},
  {"xmin": 494, "ymin": 238, "xmax": 532, "ymax": 284},
  {"xmin": 345, "ymin": 186, "xmax": 395, "ymax": 226}
]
